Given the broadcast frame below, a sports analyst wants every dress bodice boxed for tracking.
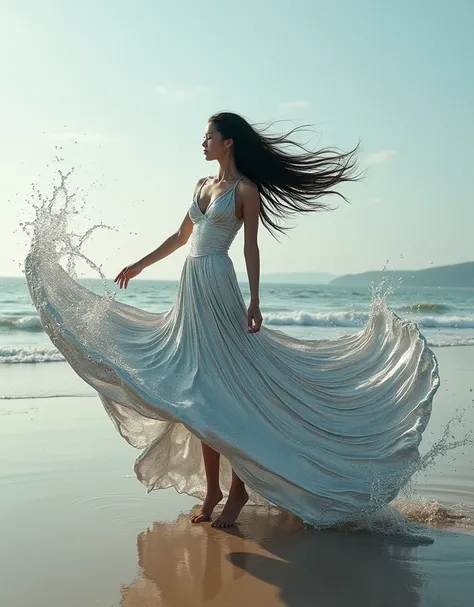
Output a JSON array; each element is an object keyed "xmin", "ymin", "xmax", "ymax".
[{"xmin": 188, "ymin": 177, "xmax": 244, "ymax": 257}]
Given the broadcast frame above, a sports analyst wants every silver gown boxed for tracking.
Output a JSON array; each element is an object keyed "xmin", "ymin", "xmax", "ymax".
[{"xmin": 25, "ymin": 176, "xmax": 440, "ymax": 527}]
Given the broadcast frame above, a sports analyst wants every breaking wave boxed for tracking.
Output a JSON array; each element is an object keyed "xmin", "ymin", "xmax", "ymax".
[
  {"xmin": 263, "ymin": 310, "xmax": 474, "ymax": 329},
  {"xmin": 0, "ymin": 315, "xmax": 43, "ymax": 332},
  {"xmin": 0, "ymin": 346, "xmax": 63, "ymax": 364}
]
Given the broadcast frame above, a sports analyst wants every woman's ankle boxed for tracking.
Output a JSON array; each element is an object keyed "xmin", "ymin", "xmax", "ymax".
[
  {"xmin": 229, "ymin": 484, "xmax": 248, "ymax": 497},
  {"xmin": 205, "ymin": 486, "xmax": 223, "ymax": 497}
]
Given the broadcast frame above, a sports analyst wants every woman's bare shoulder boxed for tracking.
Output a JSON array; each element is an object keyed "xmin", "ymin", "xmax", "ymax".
[
  {"xmin": 238, "ymin": 177, "xmax": 260, "ymax": 200},
  {"xmin": 193, "ymin": 176, "xmax": 212, "ymax": 196},
  {"xmin": 238, "ymin": 176, "xmax": 258, "ymax": 191}
]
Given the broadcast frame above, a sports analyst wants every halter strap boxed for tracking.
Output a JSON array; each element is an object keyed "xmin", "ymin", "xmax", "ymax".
[
  {"xmin": 232, "ymin": 175, "xmax": 245, "ymax": 190},
  {"xmin": 196, "ymin": 176, "xmax": 211, "ymax": 200}
]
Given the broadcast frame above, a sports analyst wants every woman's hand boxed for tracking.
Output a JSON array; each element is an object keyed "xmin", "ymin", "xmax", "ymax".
[
  {"xmin": 114, "ymin": 262, "xmax": 143, "ymax": 289},
  {"xmin": 247, "ymin": 301, "xmax": 263, "ymax": 333}
]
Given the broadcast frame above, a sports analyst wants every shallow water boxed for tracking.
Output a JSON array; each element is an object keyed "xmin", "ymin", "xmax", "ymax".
[{"xmin": 0, "ymin": 352, "xmax": 473, "ymax": 606}]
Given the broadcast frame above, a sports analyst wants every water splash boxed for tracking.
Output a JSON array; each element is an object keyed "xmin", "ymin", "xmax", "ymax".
[
  {"xmin": 394, "ymin": 498, "xmax": 470, "ymax": 527},
  {"xmin": 21, "ymin": 168, "xmax": 115, "ymax": 287},
  {"xmin": 334, "ymin": 413, "xmax": 473, "ymax": 542},
  {"xmin": 369, "ymin": 271, "xmax": 403, "ymax": 317},
  {"xmin": 22, "ymin": 169, "xmax": 137, "ymax": 377}
]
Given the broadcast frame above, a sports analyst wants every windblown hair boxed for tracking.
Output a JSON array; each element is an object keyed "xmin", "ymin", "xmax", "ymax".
[{"xmin": 209, "ymin": 111, "xmax": 362, "ymax": 239}]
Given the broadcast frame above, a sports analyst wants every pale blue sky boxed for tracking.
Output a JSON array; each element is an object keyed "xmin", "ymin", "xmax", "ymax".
[{"xmin": 1, "ymin": 0, "xmax": 473, "ymax": 279}]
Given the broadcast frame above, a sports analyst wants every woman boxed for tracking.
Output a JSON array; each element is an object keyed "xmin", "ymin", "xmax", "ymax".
[
  {"xmin": 26, "ymin": 112, "xmax": 439, "ymax": 530},
  {"xmin": 115, "ymin": 112, "xmax": 361, "ymax": 528}
]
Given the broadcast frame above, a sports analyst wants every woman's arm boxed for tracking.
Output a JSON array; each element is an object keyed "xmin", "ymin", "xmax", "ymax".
[
  {"xmin": 114, "ymin": 180, "xmax": 201, "ymax": 289},
  {"xmin": 136, "ymin": 180, "xmax": 204, "ymax": 271},
  {"xmin": 138, "ymin": 212, "xmax": 193, "ymax": 270},
  {"xmin": 114, "ymin": 212, "xmax": 193, "ymax": 289},
  {"xmin": 241, "ymin": 181, "xmax": 263, "ymax": 332}
]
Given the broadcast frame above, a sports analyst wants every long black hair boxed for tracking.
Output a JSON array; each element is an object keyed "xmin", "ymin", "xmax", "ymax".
[{"xmin": 209, "ymin": 111, "xmax": 362, "ymax": 239}]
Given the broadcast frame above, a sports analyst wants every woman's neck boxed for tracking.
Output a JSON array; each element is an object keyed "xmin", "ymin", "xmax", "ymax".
[{"xmin": 216, "ymin": 157, "xmax": 240, "ymax": 182}]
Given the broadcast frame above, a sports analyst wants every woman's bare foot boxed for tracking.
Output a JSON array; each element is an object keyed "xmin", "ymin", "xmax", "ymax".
[
  {"xmin": 189, "ymin": 489, "xmax": 223, "ymax": 523},
  {"xmin": 211, "ymin": 488, "xmax": 249, "ymax": 528}
]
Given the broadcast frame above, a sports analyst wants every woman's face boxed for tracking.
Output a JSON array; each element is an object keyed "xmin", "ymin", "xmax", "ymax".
[{"xmin": 202, "ymin": 122, "xmax": 232, "ymax": 161}]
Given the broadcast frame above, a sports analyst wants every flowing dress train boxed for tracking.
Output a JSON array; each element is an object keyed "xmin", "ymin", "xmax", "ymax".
[{"xmin": 25, "ymin": 176, "xmax": 440, "ymax": 526}]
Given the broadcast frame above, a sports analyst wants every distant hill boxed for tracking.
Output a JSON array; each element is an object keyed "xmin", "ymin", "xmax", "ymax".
[
  {"xmin": 236, "ymin": 271, "xmax": 337, "ymax": 284},
  {"xmin": 330, "ymin": 261, "xmax": 474, "ymax": 288}
]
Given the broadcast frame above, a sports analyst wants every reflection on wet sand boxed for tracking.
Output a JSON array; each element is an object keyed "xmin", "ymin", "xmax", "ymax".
[{"xmin": 120, "ymin": 505, "xmax": 426, "ymax": 607}]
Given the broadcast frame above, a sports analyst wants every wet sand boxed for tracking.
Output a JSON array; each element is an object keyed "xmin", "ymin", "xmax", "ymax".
[{"xmin": 1, "ymin": 346, "xmax": 473, "ymax": 606}]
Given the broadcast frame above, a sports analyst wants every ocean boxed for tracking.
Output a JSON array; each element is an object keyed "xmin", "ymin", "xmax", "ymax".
[{"xmin": 2, "ymin": 274, "xmax": 474, "ymax": 368}]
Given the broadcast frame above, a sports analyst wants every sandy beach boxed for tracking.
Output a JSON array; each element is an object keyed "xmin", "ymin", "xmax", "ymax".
[{"xmin": 1, "ymin": 346, "xmax": 473, "ymax": 607}]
